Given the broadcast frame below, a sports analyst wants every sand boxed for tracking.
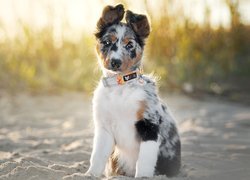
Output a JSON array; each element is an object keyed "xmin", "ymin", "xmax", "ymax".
[{"xmin": 0, "ymin": 92, "xmax": 250, "ymax": 180}]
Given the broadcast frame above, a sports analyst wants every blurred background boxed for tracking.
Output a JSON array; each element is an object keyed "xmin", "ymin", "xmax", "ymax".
[{"xmin": 0, "ymin": 0, "xmax": 249, "ymax": 101}]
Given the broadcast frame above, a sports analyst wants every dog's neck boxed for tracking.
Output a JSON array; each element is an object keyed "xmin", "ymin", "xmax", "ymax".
[{"xmin": 102, "ymin": 67, "xmax": 143, "ymax": 87}]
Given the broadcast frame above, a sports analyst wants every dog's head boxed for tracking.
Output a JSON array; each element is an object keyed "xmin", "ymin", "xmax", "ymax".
[{"xmin": 95, "ymin": 4, "xmax": 150, "ymax": 74}]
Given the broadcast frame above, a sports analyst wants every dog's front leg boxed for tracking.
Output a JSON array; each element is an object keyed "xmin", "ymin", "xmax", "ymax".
[
  {"xmin": 135, "ymin": 120, "xmax": 160, "ymax": 177},
  {"xmin": 86, "ymin": 127, "xmax": 114, "ymax": 177},
  {"xmin": 135, "ymin": 140, "xmax": 160, "ymax": 177}
]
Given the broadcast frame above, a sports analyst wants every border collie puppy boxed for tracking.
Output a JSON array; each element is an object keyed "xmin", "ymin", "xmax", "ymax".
[{"xmin": 86, "ymin": 4, "xmax": 181, "ymax": 178}]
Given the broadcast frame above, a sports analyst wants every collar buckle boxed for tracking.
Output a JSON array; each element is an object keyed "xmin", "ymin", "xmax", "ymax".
[{"xmin": 117, "ymin": 75, "xmax": 124, "ymax": 85}]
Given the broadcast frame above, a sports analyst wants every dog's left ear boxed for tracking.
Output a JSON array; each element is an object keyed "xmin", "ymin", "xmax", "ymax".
[{"xmin": 125, "ymin": 10, "xmax": 150, "ymax": 39}]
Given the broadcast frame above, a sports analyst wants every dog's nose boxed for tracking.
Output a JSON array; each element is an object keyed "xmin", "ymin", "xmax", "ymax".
[{"xmin": 111, "ymin": 59, "xmax": 122, "ymax": 69}]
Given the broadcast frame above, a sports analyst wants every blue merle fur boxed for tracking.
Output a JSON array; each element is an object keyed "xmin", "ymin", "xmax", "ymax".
[
  {"xmin": 95, "ymin": 4, "xmax": 181, "ymax": 176},
  {"xmin": 134, "ymin": 76, "xmax": 181, "ymax": 177}
]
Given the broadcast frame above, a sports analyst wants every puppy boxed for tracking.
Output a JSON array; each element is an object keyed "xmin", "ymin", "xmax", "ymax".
[{"xmin": 86, "ymin": 4, "xmax": 181, "ymax": 178}]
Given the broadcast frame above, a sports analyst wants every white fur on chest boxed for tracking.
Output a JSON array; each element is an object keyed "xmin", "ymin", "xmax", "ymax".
[
  {"xmin": 93, "ymin": 82, "xmax": 145, "ymax": 175},
  {"xmin": 93, "ymin": 82, "xmax": 145, "ymax": 145}
]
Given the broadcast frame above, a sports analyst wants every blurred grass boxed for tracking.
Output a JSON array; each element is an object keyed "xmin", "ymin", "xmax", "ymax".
[
  {"xmin": 146, "ymin": 18, "xmax": 250, "ymax": 94},
  {"xmin": 0, "ymin": 1, "xmax": 249, "ymax": 98},
  {"xmin": 0, "ymin": 24, "xmax": 99, "ymax": 94},
  {"xmin": 144, "ymin": 0, "xmax": 250, "ymax": 98}
]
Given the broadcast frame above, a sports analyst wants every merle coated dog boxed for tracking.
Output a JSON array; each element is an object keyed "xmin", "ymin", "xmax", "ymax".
[{"xmin": 85, "ymin": 4, "xmax": 181, "ymax": 178}]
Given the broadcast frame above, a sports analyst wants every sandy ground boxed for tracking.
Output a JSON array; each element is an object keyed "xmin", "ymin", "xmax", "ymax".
[{"xmin": 0, "ymin": 92, "xmax": 250, "ymax": 180}]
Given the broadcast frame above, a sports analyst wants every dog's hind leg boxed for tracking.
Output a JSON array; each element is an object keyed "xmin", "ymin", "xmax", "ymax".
[{"xmin": 155, "ymin": 123, "xmax": 181, "ymax": 177}]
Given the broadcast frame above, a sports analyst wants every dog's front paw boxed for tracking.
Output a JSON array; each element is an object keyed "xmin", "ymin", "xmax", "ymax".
[
  {"xmin": 84, "ymin": 172, "xmax": 94, "ymax": 177},
  {"xmin": 135, "ymin": 170, "xmax": 154, "ymax": 178},
  {"xmin": 63, "ymin": 172, "xmax": 99, "ymax": 180},
  {"xmin": 82, "ymin": 173, "xmax": 99, "ymax": 180},
  {"xmin": 84, "ymin": 171, "xmax": 97, "ymax": 177},
  {"xmin": 85, "ymin": 169, "xmax": 102, "ymax": 178}
]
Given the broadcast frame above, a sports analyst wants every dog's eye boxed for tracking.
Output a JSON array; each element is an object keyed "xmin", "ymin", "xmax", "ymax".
[
  {"xmin": 126, "ymin": 41, "xmax": 134, "ymax": 50},
  {"xmin": 103, "ymin": 40, "xmax": 111, "ymax": 47}
]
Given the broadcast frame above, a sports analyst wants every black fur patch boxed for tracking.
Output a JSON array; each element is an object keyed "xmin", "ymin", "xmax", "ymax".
[
  {"xmin": 159, "ymin": 117, "xmax": 162, "ymax": 124},
  {"xmin": 135, "ymin": 119, "xmax": 159, "ymax": 141},
  {"xmin": 155, "ymin": 140, "xmax": 181, "ymax": 177},
  {"xmin": 100, "ymin": 43, "xmax": 109, "ymax": 55},
  {"xmin": 130, "ymin": 49, "xmax": 136, "ymax": 59},
  {"xmin": 109, "ymin": 27, "xmax": 117, "ymax": 33},
  {"xmin": 111, "ymin": 43, "xmax": 118, "ymax": 51},
  {"xmin": 161, "ymin": 104, "xmax": 167, "ymax": 112}
]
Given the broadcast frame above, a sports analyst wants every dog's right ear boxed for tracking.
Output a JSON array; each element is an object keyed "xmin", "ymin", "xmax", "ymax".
[{"xmin": 95, "ymin": 4, "xmax": 125, "ymax": 38}]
